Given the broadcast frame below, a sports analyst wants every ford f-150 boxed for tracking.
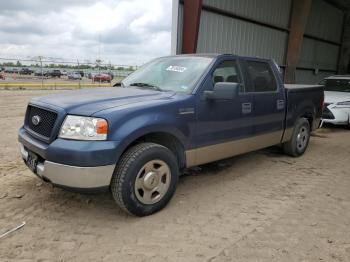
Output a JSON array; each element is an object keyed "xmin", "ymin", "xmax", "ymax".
[{"xmin": 19, "ymin": 54, "xmax": 324, "ymax": 216}]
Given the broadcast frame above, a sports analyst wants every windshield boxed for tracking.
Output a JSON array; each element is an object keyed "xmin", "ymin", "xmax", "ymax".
[
  {"xmin": 122, "ymin": 56, "xmax": 213, "ymax": 93},
  {"xmin": 322, "ymin": 79, "xmax": 350, "ymax": 92}
]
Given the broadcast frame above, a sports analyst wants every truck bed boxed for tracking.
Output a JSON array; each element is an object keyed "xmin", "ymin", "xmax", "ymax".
[{"xmin": 284, "ymin": 84, "xmax": 324, "ymax": 132}]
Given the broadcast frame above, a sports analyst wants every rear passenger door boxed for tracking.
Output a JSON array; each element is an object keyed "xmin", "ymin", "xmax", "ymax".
[{"xmin": 242, "ymin": 59, "xmax": 285, "ymax": 141}]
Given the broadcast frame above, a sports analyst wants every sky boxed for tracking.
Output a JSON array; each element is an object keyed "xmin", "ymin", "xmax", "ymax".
[{"xmin": 0, "ymin": 0, "xmax": 173, "ymax": 66}]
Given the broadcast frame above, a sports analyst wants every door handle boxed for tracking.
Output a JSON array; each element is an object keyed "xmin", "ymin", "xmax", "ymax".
[
  {"xmin": 277, "ymin": 100, "xmax": 285, "ymax": 110},
  {"xmin": 242, "ymin": 103, "xmax": 252, "ymax": 114}
]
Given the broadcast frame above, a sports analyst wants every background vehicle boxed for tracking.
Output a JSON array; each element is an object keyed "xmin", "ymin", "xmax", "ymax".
[
  {"xmin": 5, "ymin": 68, "xmax": 14, "ymax": 73},
  {"xmin": 18, "ymin": 54, "xmax": 323, "ymax": 216},
  {"xmin": 19, "ymin": 68, "xmax": 33, "ymax": 75},
  {"xmin": 48, "ymin": 69, "xmax": 62, "ymax": 78},
  {"xmin": 105, "ymin": 72, "xmax": 114, "ymax": 80},
  {"xmin": 67, "ymin": 72, "xmax": 82, "ymax": 80},
  {"xmin": 93, "ymin": 73, "xmax": 112, "ymax": 83},
  {"xmin": 87, "ymin": 72, "xmax": 97, "ymax": 79},
  {"xmin": 34, "ymin": 70, "xmax": 48, "ymax": 77},
  {"xmin": 319, "ymin": 75, "xmax": 350, "ymax": 128},
  {"xmin": 77, "ymin": 70, "xmax": 84, "ymax": 77}
]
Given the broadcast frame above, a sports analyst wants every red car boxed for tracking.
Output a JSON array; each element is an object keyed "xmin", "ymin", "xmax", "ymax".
[{"xmin": 93, "ymin": 74, "xmax": 112, "ymax": 83}]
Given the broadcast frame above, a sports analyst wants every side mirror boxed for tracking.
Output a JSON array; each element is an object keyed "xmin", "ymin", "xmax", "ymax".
[{"xmin": 204, "ymin": 82, "xmax": 239, "ymax": 100}]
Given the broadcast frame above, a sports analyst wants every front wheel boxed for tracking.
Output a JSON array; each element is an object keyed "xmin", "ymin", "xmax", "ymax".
[
  {"xmin": 111, "ymin": 143, "xmax": 179, "ymax": 216},
  {"xmin": 283, "ymin": 117, "xmax": 311, "ymax": 157}
]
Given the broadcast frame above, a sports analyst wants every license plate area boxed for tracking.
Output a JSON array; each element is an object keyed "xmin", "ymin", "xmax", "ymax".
[{"xmin": 26, "ymin": 151, "xmax": 38, "ymax": 173}]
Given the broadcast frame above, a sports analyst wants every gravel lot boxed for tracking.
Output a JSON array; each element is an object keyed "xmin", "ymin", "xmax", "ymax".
[{"xmin": 0, "ymin": 89, "xmax": 350, "ymax": 262}]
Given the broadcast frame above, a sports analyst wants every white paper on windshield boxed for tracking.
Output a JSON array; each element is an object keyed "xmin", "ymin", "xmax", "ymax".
[{"xmin": 166, "ymin": 66, "xmax": 187, "ymax": 73}]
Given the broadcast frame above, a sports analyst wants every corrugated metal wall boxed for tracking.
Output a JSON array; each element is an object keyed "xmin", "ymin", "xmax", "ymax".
[
  {"xmin": 203, "ymin": 0, "xmax": 291, "ymax": 28},
  {"xmin": 298, "ymin": 38, "xmax": 339, "ymax": 71},
  {"xmin": 296, "ymin": 0, "xmax": 344, "ymax": 83},
  {"xmin": 196, "ymin": 10, "xmax": 288, "ymax": 65},
  {"xmin": 305, "ymin": 0, "xmax": 343, "ymax": 43},
  {"xmin": 295, "ymin": 70, "xmax": 333, "ymax": 84},
  {"xmin": 176, "ymin": 0, "xmax": 345, "ymax": 84},
  {"xmin": 196, "ymin": 0, "xmax": 291, "ymax": 66}
]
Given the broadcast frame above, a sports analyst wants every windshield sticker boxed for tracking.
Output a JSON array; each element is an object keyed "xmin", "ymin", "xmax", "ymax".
[{"xmin": 166, "ymin": 65, "xmax": 187, "ymax": 73}]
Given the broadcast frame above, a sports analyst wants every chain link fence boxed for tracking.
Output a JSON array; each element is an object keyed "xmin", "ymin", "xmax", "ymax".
[{"xmin": 0, "ymin": 57, "xmax": 137, "ymax": 89}]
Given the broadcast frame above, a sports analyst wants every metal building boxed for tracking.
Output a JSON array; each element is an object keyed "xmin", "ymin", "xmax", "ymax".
[{"xmin": 171, "ymin": 0, "xmax": 350, "ymax": 84}]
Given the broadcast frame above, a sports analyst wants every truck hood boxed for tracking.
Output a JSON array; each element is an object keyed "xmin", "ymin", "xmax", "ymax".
[
  {"xmin": 31, "ymin": 87, "xmax": 175, "ymax": 115},
  {"xmin": 324, "ymin": 91, "xmax": 350, "ymax": 104}
]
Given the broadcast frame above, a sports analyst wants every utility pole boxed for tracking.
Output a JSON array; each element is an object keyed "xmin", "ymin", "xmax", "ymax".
[
  {"xmin": 77, "ymin": 59, "xmax": 81, "ymax": 89},
  {"xmin": 39, "ymin": 56, "xmax": 43, "ymax": 89}
]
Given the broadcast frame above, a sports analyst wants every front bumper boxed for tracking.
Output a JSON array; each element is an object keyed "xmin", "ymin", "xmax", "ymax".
[
  {"xmin": 18, "ymin": 127, "xmax": 120, "ymax": 190},
  {"xmin": 322, "ymin": 105, "xmax": 350, "ymax": 125},
  {"xmin": 20, "ymin": 143, "xmax": 115, "ymax": 189}
]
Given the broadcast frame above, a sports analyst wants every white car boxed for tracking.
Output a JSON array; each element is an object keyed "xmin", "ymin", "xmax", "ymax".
[
  {"xmin": 320, "ymin": 75, "xmax": 350, "ymax": 128},
  {"xmin": 67, "ymin": 72, "xmax": 82, "ymax": 80}
]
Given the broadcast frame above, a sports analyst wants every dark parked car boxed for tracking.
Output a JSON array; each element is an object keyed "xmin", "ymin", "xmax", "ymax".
[
  {"xmin": 19, "ymin": 54, "xmax": 324, "ymax": 216},
  {"xmin": 49, "ymin": 69, "xmax": 62, "ymax": 77},
  {"xmin": 34, "ymin": 69, "xmax": 48, "ymax": 77},
  {"xmin": 19, "ymin": 68, "xmax": 33, "ymax": 75}
]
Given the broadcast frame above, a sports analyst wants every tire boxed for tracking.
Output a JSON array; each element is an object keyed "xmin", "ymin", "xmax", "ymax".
[
  {"xmin": 283, "ymin": 117, "xmax": 311, "ymax": 157},
  {"xmin": 111, "ymin": 143, "xmax": 179, "ymax": 216}
]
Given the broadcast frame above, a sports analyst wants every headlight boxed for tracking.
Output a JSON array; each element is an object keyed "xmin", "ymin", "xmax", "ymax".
[
  {"xmin": 59, "ymin": 115, "xmax": 108, "ymax": 140},
  {"xmin": 336, "ymin": 101, "xmax": 350, "ymax": 106}
]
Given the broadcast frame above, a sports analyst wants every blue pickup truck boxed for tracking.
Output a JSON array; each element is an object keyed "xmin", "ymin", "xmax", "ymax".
[{"xmin": 19, "ymin": 54, "xmax": 324, "ymax": 216}]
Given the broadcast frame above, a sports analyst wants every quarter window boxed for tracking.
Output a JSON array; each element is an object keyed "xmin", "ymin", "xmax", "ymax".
[{"xmin": 246, "ymin": 61, "xmax": 277, "ymax": 92}]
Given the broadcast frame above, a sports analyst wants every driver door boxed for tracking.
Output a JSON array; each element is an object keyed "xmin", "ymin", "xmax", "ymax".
[{"xmin": 191, "ymin": 58, "xmax": 254, "ymax": 166}]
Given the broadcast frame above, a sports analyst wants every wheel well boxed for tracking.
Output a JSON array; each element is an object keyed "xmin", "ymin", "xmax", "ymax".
[
  {"xmin": 125, "ymin": 132, "xmax": 186, "ymax": 169},
  {"xmin": 300, "ymin": 112, "xmax": 313, "ymax": 129}
]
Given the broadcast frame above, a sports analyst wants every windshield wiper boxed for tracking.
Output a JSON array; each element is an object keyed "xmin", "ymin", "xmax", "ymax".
[{"xmin": 129, "ymin": 82, "xmax": 162, "ymax": 91}]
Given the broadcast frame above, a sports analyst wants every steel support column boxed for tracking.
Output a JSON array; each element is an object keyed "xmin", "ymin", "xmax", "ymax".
[
  {"xmin": 338, "ymin": 12, "xmax": 350, "ymax": 74},
  {"xmin": 284, "ymin": 0, "xmax": 312, "ymax": 84},
  {"xmin": 182, "ymin": 0, "xmax": 202, "ymax": 54}
]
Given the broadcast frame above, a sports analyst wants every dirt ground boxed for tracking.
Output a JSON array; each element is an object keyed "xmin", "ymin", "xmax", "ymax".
[{"xmin": 0, "ymin": 89, "xmax": 349, "ymax": 262}]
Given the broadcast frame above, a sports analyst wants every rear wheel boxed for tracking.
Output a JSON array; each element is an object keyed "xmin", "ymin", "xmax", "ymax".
[
  {"xmin": 111, "ymin": 143, "xmax": 179, "ymax": 216},
  {"xmin": 283, "ymin": 117, "xmax": 311, "ymax": 157}
]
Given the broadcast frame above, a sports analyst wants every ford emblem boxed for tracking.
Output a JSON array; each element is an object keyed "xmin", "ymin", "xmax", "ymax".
[{"xmin": 32, "ymin": 115, "xmax": 41, "ymax": 126}]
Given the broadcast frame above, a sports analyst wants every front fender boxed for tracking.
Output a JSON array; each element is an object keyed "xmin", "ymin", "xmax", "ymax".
[{"xmin": 107, "ymin": 111, "xmax": 193, "ymax": 161}]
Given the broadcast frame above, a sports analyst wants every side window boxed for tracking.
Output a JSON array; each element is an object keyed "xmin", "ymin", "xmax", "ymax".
[
  {"xmin": 212, "ymin": 61, "xmax": 241, "ymax": 85},
  {"xmin": 246, "ymin": 61, "xmax": 277, "ymax": 92}
]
